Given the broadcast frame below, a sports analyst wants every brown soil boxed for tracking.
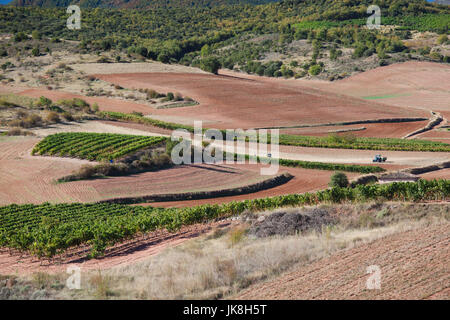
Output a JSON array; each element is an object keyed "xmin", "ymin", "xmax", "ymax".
[
  {"xmin": 145, "ymin": 165, "xmax": 360, "ymax": 208},
  {"xmin": 235, "ymin": 222, "xmax": 450, "ymax": 300},
  {"xmin": 420, "ymin": 168, "xmax": 450, "ymax": 180},
  {"xmin": 280, "ymin": 121, "xmax": 429, "ymax": 139},
  {"xmin": 294, "ymin": 61, "xmax": 450, "ymax": 116},
  {"xmin": 90, "ymin": 72, "xmax": 424, "ymax": 130},
  {"xmin": 0, "ymin": 137, "xmax": 280, "ymax": 205},
  {"xmin": 414, "ymin": 129, "xmax": 450, "ymax": 144}
]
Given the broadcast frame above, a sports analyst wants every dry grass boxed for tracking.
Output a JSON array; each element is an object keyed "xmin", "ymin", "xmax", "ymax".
[
  {"xmin": 9, "ymin": 202, "xmax": 448, "ymax": 300},
  {"xmin": 67, "ymin": 205, "xmax": 447, "ymax": 300}
]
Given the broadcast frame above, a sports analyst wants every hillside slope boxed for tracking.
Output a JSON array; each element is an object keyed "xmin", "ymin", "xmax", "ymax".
[
  {"xmin": 9, "ymin": 0, "xmax": 280, "ymax": 8},
  {"xmin": 237, "ymin": 222, "xmax": 450, "ymax": 299}
]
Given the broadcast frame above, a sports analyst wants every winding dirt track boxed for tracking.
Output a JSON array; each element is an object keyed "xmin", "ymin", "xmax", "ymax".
[{"xmin": 236, "ymin": 223, "xmax": 450, "ymax": 300}]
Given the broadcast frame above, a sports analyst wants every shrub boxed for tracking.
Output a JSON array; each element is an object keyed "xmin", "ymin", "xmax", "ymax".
[
  {"xmin": 46, "ymin": 111, "xmax": 61, "ymax": 123},
  {"xmin": 6, "ymin": 127, "xmax": 34, "ymax": 136},
  {"xmin": 22, "ymin": 114, "xmax": 42, "ymax": 128},
  {"xmin": 166, "ymin": 92, "xmax": 174, "ymax": 101},
  {"xmin": 31, "ymin": 47, "xmax": 40, "ymax": 57},
  {"xmin": 36, "ymin": 96, "xmax": 52, "ymax": 108},
  {"xmin": 437, "ymin": 34, "xmax": 448, "ymax": 45},
  {"xmin": 329, "ymin": 172, "xmax": 349, "ymax": 188},
  {"xmin": 78, "ymin": 165, "xmax": 98, "ymax": 179},
  {"xmin": 31, "ymin": 30, "xmax": 41, "ymax": 40},
  {"xmin": 62, "ymin": 112, "xmax": 74, "ymax": 121},
  {"xmin": 199, "ymin": 57, "xmax": 221, "ymax": 74},
  {"xmin": 309, "ymin": 65, "xmax": 322, "ymax": 76}
]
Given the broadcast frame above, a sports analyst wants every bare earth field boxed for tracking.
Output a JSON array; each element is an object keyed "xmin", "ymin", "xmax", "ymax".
[
  {"xmin": 294, "ymin": 61, "xmax": 450, "ymax": 115},
  {"xmin": 236, "ymin": 222, "xmax": 450, "ymax": 300},
  {"xmin": 91, "ymin": 72, "xmax": 426, "ymax": 129},
  {"xmin": 28, "ymin": 120, "xmax": 169, "ymax": 137},
  {"xmin": 280, "ymin": 121, "xmax": 428, "ymax": 139},
  {"xmin": 420, "ymin": 168, "xmax": 450, "ymax": 181},
  {"xmin": 146, "ymin": 165, "xmax": 360, "ymax": 208},
  {"xmin": 0, "ymin": 136, "xmax": 279, "ymax": 205}
]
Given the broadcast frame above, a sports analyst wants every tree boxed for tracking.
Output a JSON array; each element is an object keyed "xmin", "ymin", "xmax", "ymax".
[
  {"xmin": 199, "ymin": 57, "xmax": 221, "ymax": 74},
  {"xmin": 32, "ymin": 30, "xmax": 41, "ymax": 40},
  {"xmin": 309, "ymin": 64, "xmax": 321, "ymax": 76},
  {"xmin": 329, "ymin": 172, "xmax": 349, "ymax": 188},
  {"xmin": 200, "ymin": 44, "xmax": 211, "ymax": 57},
  {"xmin": 31, "ymin": 47, "xmax": 40, "ymax": 57},
  {"xmin": 437, "ymin": 34, "xmax": 448, "ymax": 45}
]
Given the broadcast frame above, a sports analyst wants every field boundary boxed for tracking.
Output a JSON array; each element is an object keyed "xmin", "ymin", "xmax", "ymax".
[
  {"xmin": 403, "ymin": 112, "xmax": 443, "ymax": 139},
  {"xmin": 254, "ymin": 117, "xmax": 429, "ymax": 130},
  {"xmin": 98, "ymin": 172, "xmax": 294, "ymax": 204}
]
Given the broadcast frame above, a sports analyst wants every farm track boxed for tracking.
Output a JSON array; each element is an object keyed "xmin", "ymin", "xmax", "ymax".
[{"xmin": 236, "ymin": 222, "xmax": 450, "ymax": 300}]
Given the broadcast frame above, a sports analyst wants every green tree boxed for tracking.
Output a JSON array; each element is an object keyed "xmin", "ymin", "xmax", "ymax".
[
  {"xmin": 199, "ymin": 57, "xmax": 221, "ymax": 74},
  {"xmin": 309, "ymin": 64, "xmax": 321, "ymax": 76},
  {"xmin": 31, "ymin": 47, "xmax": 40, "ymax": 57},
  {"xmin": 200, "ymin": 44, "xmax": 211, "ymax": 57},
  {"xmin": 31, "ymin": 30, "xmax": 41, "ymax": 40},
  {"xmin": 329, "ymin": 172, "xmax": 349, "ymax": 188}
]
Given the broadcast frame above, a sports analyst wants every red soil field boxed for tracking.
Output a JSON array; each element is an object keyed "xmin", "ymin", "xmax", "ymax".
[
  {"xmin": 91, "ymin": 72, "xmax": 425, "ymax": 130},
  {"xmin": 280, "ymin": 121, "xmax": 428, "ymax": 139},
  {"xmin": 420, "ymin": 168, "xmax": 450, "ymax": 181},
  {"xmin": 294, "ymin": 61, "xmax": 450, "ymax": 116},
  {"xmin": 414, "ymin": 129, "xmax": 450, "ymax": 144},
  {"xmin": 0, "ymin": 137, "xmax": 280, "ymax": 205},
  {"xmin": 18, "ymin": 88, "xmax": 155, "ymax": 115},
  {"xmin": 236, "ymin": 223, "xmax": 450, "ymax": 300},
  {"xmin": 146, "ymin": 165, "xmax": 360, "ymax": 208}
]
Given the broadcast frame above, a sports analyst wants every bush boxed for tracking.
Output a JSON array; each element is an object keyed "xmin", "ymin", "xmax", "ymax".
[
  {"xmin": 329, "ymin": 172, "xmax": 349, "ymax": 188},
  {"xmin": 78, "ymin": 165, "xmax": 98, "ymax": 179},
  {"xmin": 62, "ymin": 112, "xmax": 74, "ymax": 121},
  {"xmin": 309, "ymin": 65, "xmax": 322, "ymax": 76},
  {"xmin": 46, "ymin": 111, "xmax": 60, "ymax": 123},
  {"xmin": 437, "ymin": 34, "xmax": 448, "ymax": 45},
  {"xmin": 31, "ymin": 47, "xmax": 40, "ymax": 57},
  {"xmin": 31, "ymin": 30, "xmax": 41, "ymax": 40},
  {"xmin": 166, "ymin": 92, "xmax": 174, "ymax": 100},
  {"xmin": 36, "ymin": 96, "xmax": 52, "ymax": 108},
  {"xmin": 199, "ymin": 57, "xmax": 221, "ymax": 74}
]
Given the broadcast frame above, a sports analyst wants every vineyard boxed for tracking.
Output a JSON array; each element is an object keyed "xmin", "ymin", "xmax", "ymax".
[
  {"xmin": 277, "ymin": 134, "xmax": 450, "ymax": 152},
  {"xmin": 32, "ymin": 132, "xmax": 167, "ymax": 161},
  {"xmin": 0, "ymin": 179, "xmax": 448, "ymax": 259},
  {"xmin": 99, "ymin": 111, "xmax": 450, "ymax": 152}
]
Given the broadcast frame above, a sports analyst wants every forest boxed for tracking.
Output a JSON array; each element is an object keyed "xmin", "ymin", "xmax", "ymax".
[{"xmin": 1, "ymin": 0, "xmax": 449, "ymax": 72}]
